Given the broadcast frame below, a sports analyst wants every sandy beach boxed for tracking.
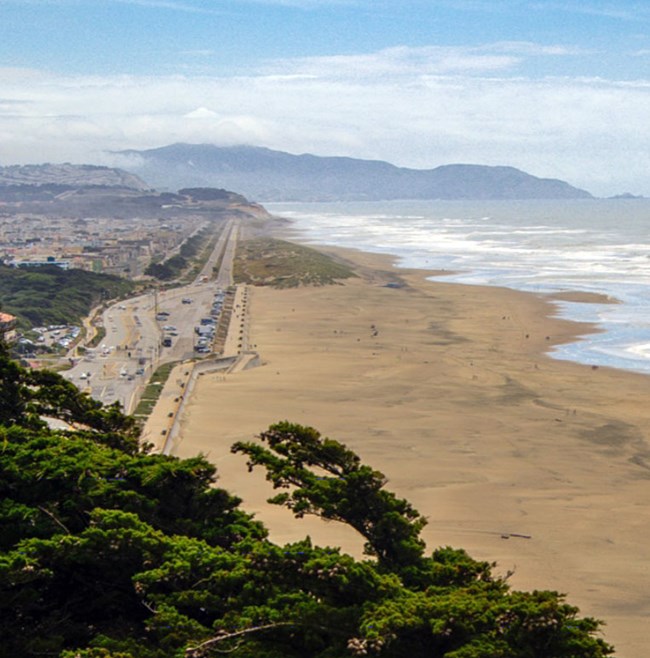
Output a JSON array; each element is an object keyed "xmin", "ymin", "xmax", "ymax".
[{"xmin": 173, "ymin": 246, "xmax": 650, "ymax": 657}]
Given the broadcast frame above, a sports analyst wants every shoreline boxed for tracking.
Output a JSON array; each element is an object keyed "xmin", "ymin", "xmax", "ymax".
[
  {"xmin": 277, "ymin": 208, "xmax": 650, "ymax": 378},
  {"xmin": 174, "ymin": 243, "xmax": 650, "ymax": 658}
]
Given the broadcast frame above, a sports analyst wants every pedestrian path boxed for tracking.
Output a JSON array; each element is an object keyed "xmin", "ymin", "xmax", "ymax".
[{"xmin": 141, "ymin": 284, "xmax": 258, "ymax": 454}]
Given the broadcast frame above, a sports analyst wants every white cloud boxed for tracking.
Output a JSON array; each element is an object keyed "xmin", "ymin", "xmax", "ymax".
[
  {"xmin": 109, "ymin": 0, "xmax": 227, "ymax": 14},
  {"xmin": 482, "ymin": 41, "xmax": 588, "ymax": 57},
  {"xmin": 183, "ymin": 106, "xmax": 219, "ymax": 118},
  {"xmin": 269, "ymin": 45, "xmax": 520, "ymax": 78},
  {"xmin": 527, "ymin": 1, "xmax": 649, "ymax": 21},
  {"xmin": 2, "ymin": 47, "xmax": 650, "ymax": 195},
  {"xmin": 265, "ymin": 42, "xmax": 584, "ymax": 80},
  {"xmin": 227, "ymin": 0, "xmax": 361, "ymax": 6},
  {"xmin": 0, "ymin": 66, "xmax": 49, "ymax": 81}
]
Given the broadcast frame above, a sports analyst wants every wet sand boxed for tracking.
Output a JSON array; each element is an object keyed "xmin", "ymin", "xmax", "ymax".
[{"xmin": 174, "ymin": 246, "xmax": 650, "ymax": 657}]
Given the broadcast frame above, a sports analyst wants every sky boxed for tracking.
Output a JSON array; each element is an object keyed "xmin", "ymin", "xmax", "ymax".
[{"xmin": 3, "ymin": 0, "xmax": 650, "ymax": 196}]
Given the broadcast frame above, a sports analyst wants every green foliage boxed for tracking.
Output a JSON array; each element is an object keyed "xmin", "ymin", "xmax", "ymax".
[
  {"xmin": 87, "ymin": 324, "xmax": 107, "ymax": 349},
  {"xmin": 179, "ymin": 230, "xmax": 208, "ymax": 259},
  {"xmin": 233, "ymin": 422, "xmax": 427, "ymax": 572},
  {"xmin": 145, "ymin": 254, "xmax": 187, "ymax": 281},
  {"xmin": 0, "ymin": 347, "xmax": 36, "ymax": 426},
  {"xmin": 0, "ymin": 264, "xmax": 134, "ymax": 328},
  {"xmin": 0, "ymin": 353, "xmax": 614, "ymax": 658},
  {"xmin": 133, "ymin": 361, "xmax": 177, "ymax": 419},
  {"xmin": 0, "ymin": 342, "xmax": 138, "ymax": 442},
  {"xmin": 234, "ymin": 238, "xmax": 356, "ymax": 288},
  {"xmin": 178, "ymin": 188, "xmax": 246, "ymax": 203},
  {"xmin": 145, "ymin": 225, "xmax": 217, "ymax": 282}
]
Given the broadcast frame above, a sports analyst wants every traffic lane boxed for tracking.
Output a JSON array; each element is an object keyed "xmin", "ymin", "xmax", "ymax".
[
  {"xmin": 194, "ymin": 218, "xmax": 233, "ymax": 283},
  {"xmin": 154, "ymin": 217, "xmax": 238, "ymax": 361},
  {"xmin": 64, "ymin": 214, "xmax": 237, "ymax": 404},
  {"xmin": 215, "ymin": 228, "xmax": 236, "ymax": 287},
  {"xmin": 65, "ymin": 294, "xmax": 156, "ymax": 405}
]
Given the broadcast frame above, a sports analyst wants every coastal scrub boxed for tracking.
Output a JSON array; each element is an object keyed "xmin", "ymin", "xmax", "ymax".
[{"xmin": 234, "ymin": 237, "xmax": 356, "ymax": 288}]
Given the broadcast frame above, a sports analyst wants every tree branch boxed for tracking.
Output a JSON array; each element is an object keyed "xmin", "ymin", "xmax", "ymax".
[
  {"xmin": 185, "ymin": 622, "xmax": 294, "ymax": 657},
  {"xmin": 37, "ymin": 505, "xmax": 70, "ymax": 534}
]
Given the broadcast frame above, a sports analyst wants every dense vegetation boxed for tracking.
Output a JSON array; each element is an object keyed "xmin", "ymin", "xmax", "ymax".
[
  {"xmin": 0, "ymin": 183, "xmax": 78, "ymax": 202},
  {"xmin": 234, "ymin": 238, "xmax": 356, "ymax": 288},
  {"xmin": 178, "ymin": 187, "xmax": 248, "ymax": 204},
  {"xmin": 145, "ymin": 253, "xmax": 188, "ymax": 281},
  {"xmin": 145, "ymin": 226, "xmax": 218, "ymax": 282},
  {"xmin": 0, "ymin": 347, "xmax": 613, "ymax": 657},
  {"xmin": 0, "ymin": 264, "xmax": 135, "ymax": 327}
]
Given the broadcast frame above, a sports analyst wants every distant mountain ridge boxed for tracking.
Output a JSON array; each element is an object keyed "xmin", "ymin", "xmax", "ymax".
[
  {"xmin": 0, "ymin": 163, "xmax": 150, "ymax": 191},
  {"xmin": 0, "ymin": 163, "xmax": 270, "ymax": 220},
  {"xmin": 117, "ymin": 143, "xmax": 593, "ymax": 201}
]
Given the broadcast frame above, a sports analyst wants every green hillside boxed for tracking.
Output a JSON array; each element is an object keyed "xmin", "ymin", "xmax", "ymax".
[{"xmin": 0, "ymin": 264, "xmax": 135, "ymax": 327}]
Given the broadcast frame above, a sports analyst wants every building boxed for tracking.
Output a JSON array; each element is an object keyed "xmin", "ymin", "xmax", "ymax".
[
  {"xmin": 9, "ymin": 256, "xmax": 71, "ymax": 270},
  {"xmin": 0, "ymin": 312, "xmax": 17, "ymax": 343}
]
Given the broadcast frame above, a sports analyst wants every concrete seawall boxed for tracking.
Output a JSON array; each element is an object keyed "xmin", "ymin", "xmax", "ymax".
[{"xmin": 155, "ymin": 351, "xmax": 260, "ymax": 455}]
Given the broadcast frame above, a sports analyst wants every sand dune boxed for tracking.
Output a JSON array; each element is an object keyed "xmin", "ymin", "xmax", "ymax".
[{"xmin": 173, "ymin": 247, "xmax": 650, "ymax": 657}]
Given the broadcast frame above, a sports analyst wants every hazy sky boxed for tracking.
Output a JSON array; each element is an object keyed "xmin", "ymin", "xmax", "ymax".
[{"xmin": 3, "ymin": 0, "xmax": 650, "ymax": 195}]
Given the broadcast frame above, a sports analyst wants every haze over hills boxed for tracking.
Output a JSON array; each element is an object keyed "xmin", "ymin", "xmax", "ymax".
[
  {"xmin": 0, "ymin": 163, "xmax": 268, "ymax": 220},
  {"xmin": 116, "ymin": 143, "xmax": 594, "ymax": 202},
  {"xmin": 0, "ymin": 163, "xmax": 150, "ymax": 191}
]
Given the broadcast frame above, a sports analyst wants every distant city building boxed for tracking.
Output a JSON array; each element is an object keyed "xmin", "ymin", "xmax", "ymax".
[
  {"xmin": 0, "ymin": 211, "xmax": 204, "ymax": 281},
  {"xmin": 9, "ymin": 256, "xmax": 71, "ymax": 270}
]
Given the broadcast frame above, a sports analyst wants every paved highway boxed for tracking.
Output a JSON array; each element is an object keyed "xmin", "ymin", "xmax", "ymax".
[{"xmin": 64, "ymin": 217, "xmax": 239, "ymax": 412}]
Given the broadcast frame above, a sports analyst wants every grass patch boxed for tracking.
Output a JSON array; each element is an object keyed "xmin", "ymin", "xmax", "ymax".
[
  {"xmin": 234, "ymin": 238, "xmax": 356, "ymax": 288},
  {"xmin": 87, "ymin": 326, "xmax": 106, "ymax": 349},
  {"xmin": 133, "ymin": 361, "xmax": 178, "ymax": 418}
]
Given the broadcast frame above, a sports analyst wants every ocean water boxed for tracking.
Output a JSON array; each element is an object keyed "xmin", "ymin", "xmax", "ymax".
[{"xmin": 268, "ymin": 199, "xmax": 650, "ymax": 375}]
